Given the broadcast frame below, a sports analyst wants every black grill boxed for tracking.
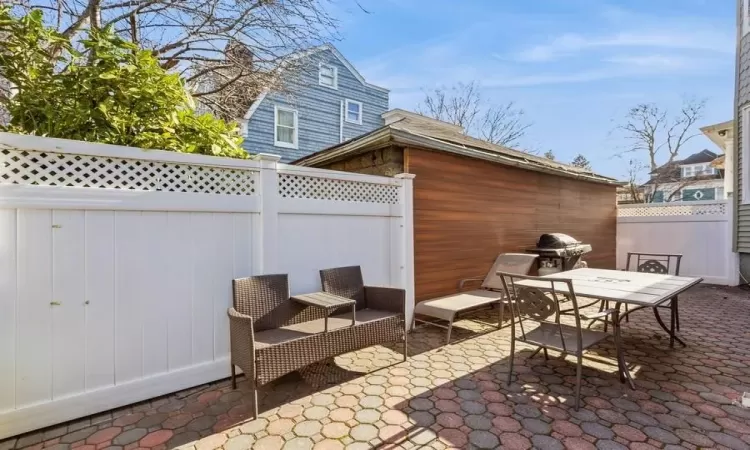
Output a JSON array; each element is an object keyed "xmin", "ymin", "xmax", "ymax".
[{"xmin": 527, "ymin": 233, "xmax": 592, "ymax": 273}]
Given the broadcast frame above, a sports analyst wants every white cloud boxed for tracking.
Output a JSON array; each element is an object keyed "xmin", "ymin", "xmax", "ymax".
[{"xmin": 517, "ymin": 30, "xmax": 733, "ymax": 62}]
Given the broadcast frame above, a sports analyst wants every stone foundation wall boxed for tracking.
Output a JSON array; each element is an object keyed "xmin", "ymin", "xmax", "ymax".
[{"xmin": 320, "ymin": 146, "xmax": 404, "ymax": 177}]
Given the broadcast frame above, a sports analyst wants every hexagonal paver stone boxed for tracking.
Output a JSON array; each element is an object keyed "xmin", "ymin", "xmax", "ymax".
[
  {"xmin": 700, "ymin": 392, "xmax": 733, "ymax": 404},
  {"xmin": 254, "ymin": 435, "xmax": 285, "ymax": 450},
  {"xmin": 464, "ymin": 414, "xmax": 492, "ymax": 431},
  {"xmin": 624, "ymin": 412, "xmax": 658, "ymax": 427},
  {"xmin": 612, "ymin": 424, "xmax": 647, "ymax": 442},
  {"xmin": 284, "ymin": 437, "xmax": 314, "ymax": 450},
  {"xmin": 112, "ymin": 428, "xmax": 148, "ymax": 446},
  {"xmin": 312, "ymin": 394, "xmax": 336, "ymax": 407},
  {"xmin": 354, "ymin": 409, "xmax": 380, "ymax": 424},
  {"xmin": 493, "ymin": 416, "xmax": 522, "ymax": 432},
  {"xmin": 267, "ymin": 418, "xmax": 295, "ymax": 435},
  {"xmin": 136, "ymin": 412, "xmax": 169, "ymax": 428},
  {"xmin": 224, "ymin": 434, "xmax": 255, "ymax": 450},
  {"xmin": 303, "ymin": 406, "xmax": 329, "ymax": 420},
  {"xmin": 707, "ymin": 432, "xmax": 750, "ymax": 450},
  {"xmin": 140, "ymin": 429, "xmax": 174, "ymax": 447},
  {"xmin": 410, "ymin": 397, "xmax": 434, "ymax": 410},
  {"xmin": 521, "ymin": 418, "xmax": 551, "ymax": 435},
  {"xmin": 314, "ymin": 439, "xmax": 345, "ymax": 450},
  {"xmin": 514, "ymin": 404, "xmax": 541, "ymax": 418},
  {"xmin": 322, "ymin": 422, "xmax": 349, "ymax": 439},
  {"xmin": 532, "ymin": 435, "xmax": 564, "ymax": 450},
  {"xmin": 350, "ymin": 424, "xmax": 378, "ymax": 442},
  {"xmin": 359, "ymin": 396, "xmax": 383, "ymax": 408},
  {"xmin": 641, "ymin": 426, "xmax": 680, "ymax": 445},
  {"xmin": 469, "ymin": 430, "xmax": 499, "ymax": 449},
  {"xmin": 293, "ymin": 420, "xmax": 322, "ymax": 438},
  {"xmin": 596, "ymin": 440, "xmax": 628, "ymax": 450},
  {"xmin": 167, "ymin": 430, "xmax": 200, "ymax": 448},
  {"xmin": 410, "ymin": 410, "xmax": 436, "ymax": 427},
  {"xmin": 187, "ymin": 415, "xmax": 217, "ymax": 432},
  {"xmin": 278, "ymin": 404, "xmax": 304, "ymax": 418},
  {"xmin": 438, "ymin": 428, "xmax": 469, "ymax": 448},
  {"xmin": 684, "ymin": 415, "xmax": 721, "ymax": 432},
  {"xmin": 675, "ymin": 428, "xmax": 715, "ymax": 447},
  {"xmin": 461, "ymin": 400, "xmax": 486, "ymax": 415},
  {"xmin": 329, "ymin": 408, "xmax": 355, "ymax": 422},
  {"xmin": 409, "ymin": 427, "xmax": 438, "ymax": 445},
  {"xmin": 500, "ymin": 432, "xmax": 532, "ymax": 450},
  {"xmin": 382, "ymin": 410, "xmax": 408, "ymax": 426},
  {"xmin": 240, "ymin": 418, "xmax": 268, "ymax": 434},
  {"xmin": 195, "ymin": 433, "xmax": 228, "ymax": 450},
  {"xmin": 581, "ymin": 422, "xmax": 614, "ymax": 440}
]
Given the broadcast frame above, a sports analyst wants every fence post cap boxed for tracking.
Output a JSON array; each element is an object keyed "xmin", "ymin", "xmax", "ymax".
[
  {"xmin": 257, "ymin": 153, "xmax": 282, "ymax": 162},
  {"xmin": 394, "ymin": 173, "xmax": 416, "ymax": 180}
]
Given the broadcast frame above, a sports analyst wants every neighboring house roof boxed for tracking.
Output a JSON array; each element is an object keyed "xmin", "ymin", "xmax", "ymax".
[
  {"xmin": 643, "ymin": 149, "xmax": 721, "ymax": 186},
  {"xmin": 293, "ymin": 109, "xmax": 619, "ymax": 185},
  {"xmin": 242, "ymin": 44, "xmax": 388, "ymax": 121}
]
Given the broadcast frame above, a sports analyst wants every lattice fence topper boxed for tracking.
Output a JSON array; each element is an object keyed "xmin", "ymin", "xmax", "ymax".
[
  {"xmin": 0, "ymin": 147, "xmax": 257, "ymax": 195},
  {"xmin": 618, "ymin": 202, "xmax": 727, "ymax": 217},
  {"xmin": 279, "ymin": 173, "xmax": 399, "ymax": 204}
]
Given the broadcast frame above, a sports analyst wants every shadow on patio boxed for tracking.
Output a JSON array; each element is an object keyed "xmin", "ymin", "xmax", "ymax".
[{"xmin": 3, "ymin": 284, "xmax": 750, "ymax": 450}]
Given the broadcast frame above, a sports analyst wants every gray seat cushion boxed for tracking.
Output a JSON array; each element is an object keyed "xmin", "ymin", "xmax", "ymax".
[
  {"xmin": 414, "ymin": 290, "xmax": 503, "ymax": 321},
  {"xmin": 519, "ymin": 322, "xmax": 610, "ymax": 354},
  {"xmin": 254, "ymin": 309, "xmax": 399, "ymax": 348}
]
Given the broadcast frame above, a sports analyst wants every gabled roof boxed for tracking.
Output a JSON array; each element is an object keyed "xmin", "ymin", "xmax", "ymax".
[
  {"xmin": 644, "ymin": 150, "xmax": 722, "ymax": 185},
  {"xmin": 293, "ymin": 110, "xmax": 619, "ymax": 185},
  {"xmin": 241, "ymin": 44, "xmax": 388, "ymax": 121},
  {"xmin": 679, "ymin": 149, "xmax": 718, "ymax": 165}
]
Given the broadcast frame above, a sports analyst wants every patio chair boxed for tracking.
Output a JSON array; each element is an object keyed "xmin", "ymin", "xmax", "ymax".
[
  {"xmin": 626, "ymin": 252, "xmax": 683, "ymax": 346},
  {"xmin": 498, "ymin": 272, "xmax": 616, "ymax": 410},
  {"xmin": 413, "ymin": 253, "xmax": 538, "ymax": 344},
  {"xmin": 228, "ymin": 274, "xmax": 355, "ymax": 418},
  {"xmin": 319, "ymin": 266, "xmax": 407, "ymax": 359}
]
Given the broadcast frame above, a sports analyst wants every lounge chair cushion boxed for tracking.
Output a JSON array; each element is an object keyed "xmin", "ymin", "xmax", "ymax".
[
  {"xmin": 481, "ymin": 253, "xmax": 539, "ymax": 290},
  {"xmin": 414, "ymin": 290, "xmax": 503, "ymax": 322}
]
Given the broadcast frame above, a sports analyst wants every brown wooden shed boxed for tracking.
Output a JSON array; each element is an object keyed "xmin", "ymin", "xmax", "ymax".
[{"xmin": 294, "ymin": 110, "xmax": 619, "ymax": 302}]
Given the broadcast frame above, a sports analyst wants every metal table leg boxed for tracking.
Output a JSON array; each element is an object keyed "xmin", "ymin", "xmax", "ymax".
[{"xmin": 613, "ymin": 303, "xmax": 635, "ymax": 389}]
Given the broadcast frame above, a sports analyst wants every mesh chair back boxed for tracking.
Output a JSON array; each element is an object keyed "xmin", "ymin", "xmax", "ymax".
[
  {"xmin": 232, "ymin": 274, "xmax": 297, "ymax": 332},
  {"xmin": 320, "ymin": 266, "xmax": 366, "ymax": 310},
  {"xmin": 481, "ymin": 253, "xmax": 539, "ymax": 290},
  {"xmin": 498, "ymin": 272, "xmax": 583, "ymax": 353},
  {"xmin": 626, "ymin": 252, "xmax": 682, "ymax": 276}
]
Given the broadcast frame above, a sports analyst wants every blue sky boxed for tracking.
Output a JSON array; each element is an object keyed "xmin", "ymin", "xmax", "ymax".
[{"xmin": 331, "ymin": 0, "xmax": 735, "ymax": 180}]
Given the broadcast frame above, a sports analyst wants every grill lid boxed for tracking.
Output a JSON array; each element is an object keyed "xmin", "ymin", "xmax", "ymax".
[{"xmin": 536, "ymin": 233, "xmax": 581, "ymax": 249}]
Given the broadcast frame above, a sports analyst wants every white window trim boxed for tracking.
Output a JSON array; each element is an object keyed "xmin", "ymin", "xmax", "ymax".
[
  {"xmin": 274, "ymin": 105, "xmax": 298, "ymax": 150},
  {"xmin": 318, "ymin": 63, "xmax": 338, "ymax": 89},
  {"xmin": 344, "ymin": 99, "xmax": 363, "ymax": 125}
]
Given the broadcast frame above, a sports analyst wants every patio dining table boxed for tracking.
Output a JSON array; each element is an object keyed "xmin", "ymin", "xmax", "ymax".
[{"xmin": 513, "ymin": 268, "xmax": 702, "ymax": 388}]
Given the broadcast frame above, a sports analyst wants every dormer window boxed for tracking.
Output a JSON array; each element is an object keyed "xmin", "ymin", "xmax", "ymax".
[
  {"xmin": 681, "ymin": 164, "xmax": 715, "ymax": 178},
  {"xmin": 319, "ymin": 63, "xmax": 338, "ymax": 89}
]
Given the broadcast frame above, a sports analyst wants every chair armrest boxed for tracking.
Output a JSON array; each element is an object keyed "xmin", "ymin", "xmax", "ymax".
[
  {"xmin": 581, "ymin": 309, "xmax": 617, "ymax": 321},
  {"xmin": 227, "ymin": 308, "xmax": 256, "ymax": 361},
  {"xmin": 458, "ymin": 277, "xmax": 484, "ymax": 291},
  {"xmin": 365, "ymin": 286, "xmax": 405, "ymax": 314}
]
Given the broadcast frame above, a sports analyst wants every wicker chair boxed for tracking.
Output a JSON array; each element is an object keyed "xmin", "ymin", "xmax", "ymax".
[
  {"xmin": 228, "ymin": 274, "xmax": 356, "ymax": 418},
  {"xmin": 498, "ymin": 272, "xmax": 616, "ymax": 410},
  {"xmin": 319, "ymin": 266, "xmax": 407, "ymax": 361}
]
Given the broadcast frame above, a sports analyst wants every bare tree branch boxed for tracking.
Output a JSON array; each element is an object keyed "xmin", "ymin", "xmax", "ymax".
[{"xmin": 417, "ymin": 81, "xmax": 532, "ymax": 148}]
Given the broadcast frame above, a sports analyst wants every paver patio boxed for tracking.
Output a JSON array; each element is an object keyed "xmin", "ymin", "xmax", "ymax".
[{"xmin": 3, "ymin": 284, "xmax": 750, "ymax": 450}]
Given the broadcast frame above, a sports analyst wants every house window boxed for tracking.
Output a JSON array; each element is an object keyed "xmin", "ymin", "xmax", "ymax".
[
  {"xmin": 319, "ymin": 64, "xmax": 338, "ymax": 89},
  {"xmin": 274, "ymin": 105, "xmax": 298, "ymax": 149},
  {"xmin": 345, "ymin": 99, "xmax": 363, "ymax": 125},
  {"xmin": 681, "ymin": 164, "xmax": 715, "ymax": 178},
  {"xmin": 651, "ymin": 190, "xmax": 664, "ymax": 203}
]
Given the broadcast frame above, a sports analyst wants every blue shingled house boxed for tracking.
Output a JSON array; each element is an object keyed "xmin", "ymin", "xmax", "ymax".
[{"xmin": 239, "ymin": 44, "xmax": 389, "ymax": 162}]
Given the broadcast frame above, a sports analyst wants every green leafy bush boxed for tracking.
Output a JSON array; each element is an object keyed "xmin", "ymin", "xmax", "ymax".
[{"xmin": 0, "ymin": 8, "xmax": 247, "ymax": 158}]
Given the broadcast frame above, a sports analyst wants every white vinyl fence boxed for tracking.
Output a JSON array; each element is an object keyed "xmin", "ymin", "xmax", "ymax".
[
  {"xmin": 617, "ymin": 201, "xmax": 739, "ymax": 285},
  {"xmin": 0, "ymin": 133, "xmax": 415, "ymax": 439}
]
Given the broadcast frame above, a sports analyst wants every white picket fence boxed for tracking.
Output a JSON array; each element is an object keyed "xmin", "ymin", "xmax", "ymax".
[
  {"xmin": 617, "ymin": 201, "xmax": 739, "ymax": 285},
  {"xmin": 0, "ymin": 133, "xmax": 415, "ymax": 439}
]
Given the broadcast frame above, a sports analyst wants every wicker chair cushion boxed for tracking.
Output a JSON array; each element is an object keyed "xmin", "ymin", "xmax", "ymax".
[
  {"xmin": 329, "ymin": 309, "xmax": 400, "ymax": 324},
  {"xmin": 481, "ymin": 253, "xmax": 538, "ymax": 290}
]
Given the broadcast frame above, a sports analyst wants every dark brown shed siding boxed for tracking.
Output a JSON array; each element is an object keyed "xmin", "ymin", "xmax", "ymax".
[{"xmin": 407, "ymin": 147, "xmax": 617, "ymax": 302}]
